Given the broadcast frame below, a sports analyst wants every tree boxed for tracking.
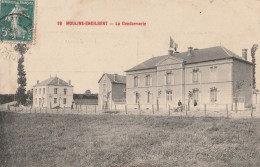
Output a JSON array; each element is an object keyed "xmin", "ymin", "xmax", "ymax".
[
  {"xmin": 234, "ymin": 80, "xmax": 244, "ymax": 112},
  {"xmin": 14, "ymin": 43, "xmax": 29, "ymax": 105},
  {"xmin": 251, "ymin": 44, "xmax": 258, "ymax": 89},
  {"xmin": 27, "ymin": 89, "xmax": 33, "ymax": 100},
  {"xmin": 84, "ymin": 89, "xmax": 91, "ymax": 95},
  {"xmin": 26, "ymin": 89, "xmax": 33, "ymax": 105}
]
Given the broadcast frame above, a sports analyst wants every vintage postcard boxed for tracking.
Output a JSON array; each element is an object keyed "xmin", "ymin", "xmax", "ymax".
[{"xmin": 0, "ymin": 0, "xmax": 260, "ymax": 166}]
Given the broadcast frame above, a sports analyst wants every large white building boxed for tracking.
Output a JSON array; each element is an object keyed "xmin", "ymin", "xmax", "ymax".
[
  {"xmin": 33, "ymin": 76, "xmax": 73, "ymax": 108},
  {"xmin": 125, "ymin": 46, "xmax": 253, "ymax": 110}
]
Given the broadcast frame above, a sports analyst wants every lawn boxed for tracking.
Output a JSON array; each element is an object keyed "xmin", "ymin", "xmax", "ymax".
[{"xmin": 0, "ymin": 112, "xmax": 260, "ymax": 167}]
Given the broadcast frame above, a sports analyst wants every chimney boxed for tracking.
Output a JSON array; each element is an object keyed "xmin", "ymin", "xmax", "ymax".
[
  {"xmin": 68, "ymin": 80, "xmax": 71, "ymax": 85},
  {"xmin": 168, "ymin": 49, "xmax": 174, "ymax": 56},
  {"xmin": 242, "ymin": 49, "xmax": 247, "ymax": 60},
  {"xmin": 188, "ymin": 47, "xmax": 193, "ymax": 56},
  {"xmin": 114, "ymin": 74, "xmax": 118, "ymax": 82},
  {"xmin": 37, "ymin": 80, "xmax": 39, "ymax": 84}
]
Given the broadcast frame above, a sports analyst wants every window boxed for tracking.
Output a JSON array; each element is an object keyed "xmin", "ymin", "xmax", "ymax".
[
  {"xmin": 35, "ymin": 98, "xmax": 37, "ymax": 104},
  {"xmin": 39, "ymin": 88, "xmax": 41, "ymax": 94},
  {"xmin": 192, "ymin": 68, "xmax": 199, "ymax": 83},
  {"xmin": 35, "ymin": 89, "xmax": 37, "ymax": 94},
  {"xmin": 135, "ymin": 92, "xmax": 139, "ymax": 104},
  {"xmin": 210, "ymin": 87, "xmax": 217, "ymax": 103},
  {"xmin": 63, "ymin": 98, "xmax": 66, "ymax": 104},
  {"xmin": 193, "ymin": 88, "xmax": 199, "ymax": 102},
  {"xmin": 43, "ymin": 88, "xmax": 45, "ymax": 95},
  {"xmin": 42, "ymin": 98, "xmax": 45, "ymax": 105},
  {"xmin": 147, "ymin": 91, "xmax": 150, "ymax": 103},
  {"xmin": 103, "ymin": 84, "xmax": 107, "ymax": 92},
  {"xmin": 39, "ymin": 98, "xmax": 42, "ymax": 106},
  {"xmin": 166, "ymin": 72, "xmax": 172, "ymax": 85},
  {"xmin": 54, "ymin": 98, "xmax": 57, "ymax": 104},
  {"xmin": 166, "ymin": 90, "xmax": 172, "ymax": 102},
  {"xmin": 123, "ymin": 88, "xmax": 126, "ymax": 93},
  {"xmin": 145, "ymin": 75, "xmax": 150, "ymax": 86},
  {"xmin": 54, "ymin": 88, "xmax": 58, "ymax": 94},
  {"xmin": 64, "ymin": 88, "xmax": 67, "ymax": 95},
  {"xmin": 134, "ymin": 76, "xmax": 138, "ymax": 87}
]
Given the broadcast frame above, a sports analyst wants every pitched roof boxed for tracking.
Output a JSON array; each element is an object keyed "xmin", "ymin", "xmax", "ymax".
[
  {"xmin": 125, "ymin": 46, "xmax": 252, "ymax": 72},
  {"xmin": 33, "ymin": 77, "xmax": 73, "ymax": 87},
  {"xmin": 98, "ymin": 73, "xmax": 126, "ymax": 84}
]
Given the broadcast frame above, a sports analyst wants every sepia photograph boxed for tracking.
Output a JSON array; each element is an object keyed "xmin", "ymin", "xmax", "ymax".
[{"xmin": 1, "ymin": 0, "xmax": 260, "ymax": 166}]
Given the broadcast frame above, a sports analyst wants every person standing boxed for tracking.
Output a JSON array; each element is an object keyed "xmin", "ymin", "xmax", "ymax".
[{"xmin": 178, "ymin": 100, "xmax": 182, "ymax": 112}]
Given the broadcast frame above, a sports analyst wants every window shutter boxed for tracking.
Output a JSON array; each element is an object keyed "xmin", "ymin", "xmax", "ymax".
[
  {"xmin": 150, "ymin": 77, "xmax": 153, "ymax": 86},
  {"xmin": 138, "ymin": 77, "xmax": 141, "ymax": 87}
]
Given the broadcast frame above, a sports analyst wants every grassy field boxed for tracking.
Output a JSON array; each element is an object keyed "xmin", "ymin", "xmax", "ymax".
[{"xmin": 0, "ymin": 112, "xmax": 260, "ymax": 167}]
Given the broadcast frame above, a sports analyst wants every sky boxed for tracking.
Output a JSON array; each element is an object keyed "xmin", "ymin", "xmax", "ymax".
[{"xmin": 1, "ymin": 0, "xmax": 260, "ymax": 94}]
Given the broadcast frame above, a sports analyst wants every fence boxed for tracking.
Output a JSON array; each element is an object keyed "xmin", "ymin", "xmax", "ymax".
[
  {"xmin": 1, "ymin": 103, "xmax": 260, "ymax": 119},
  {"xmin": 2, "ymin": 104, "xmax": 99, "ymax": 115}
]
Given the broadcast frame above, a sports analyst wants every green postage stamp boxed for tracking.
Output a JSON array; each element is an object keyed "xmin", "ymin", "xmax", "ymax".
[{"xmin": 0, "ymin": 0, "xmax": 35, "ymax": 43}]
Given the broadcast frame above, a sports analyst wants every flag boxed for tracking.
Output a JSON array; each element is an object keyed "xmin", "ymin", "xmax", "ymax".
[{"xmin": 170, "ymin": 36, "xmax": 174, "ymax": 48}]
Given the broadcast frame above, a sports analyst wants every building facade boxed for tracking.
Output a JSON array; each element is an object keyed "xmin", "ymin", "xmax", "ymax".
[
  {"xmin": 98, "ymin": 73, "xmax": 126, "ymax": 110},
  {"xmin": 125, "ymin": 46, "xmax": 253, "ymax": 110},
  {"xmin": 33, "ymin": 77, "xmax": 73, "ymax": 108}
]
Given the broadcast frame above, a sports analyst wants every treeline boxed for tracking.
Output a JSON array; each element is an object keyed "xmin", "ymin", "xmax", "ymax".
[
  {"xmin": 0, "ymin": 93, "xmax": 98, "ymax": 104},
  {"xmin": 0, "ymin": 94, "xmax": 15, "ymax": 104},
  {"xmin": 73, "ymin": 94, "xmax": 98, "ymax": 100}
]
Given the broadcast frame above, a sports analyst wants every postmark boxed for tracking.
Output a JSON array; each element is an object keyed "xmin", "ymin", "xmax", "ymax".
[{"xmin": 0, "ymin": 0, "xmax": 35, "ymax": 43}]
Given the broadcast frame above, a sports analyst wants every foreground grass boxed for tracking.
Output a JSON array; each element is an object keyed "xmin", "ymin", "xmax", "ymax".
[{"xmin": 0, "ymin": 112, "xmax": 260, "ymax": 167}]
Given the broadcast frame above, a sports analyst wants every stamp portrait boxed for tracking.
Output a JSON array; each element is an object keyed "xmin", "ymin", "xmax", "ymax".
[{"xmin": 0, "ymin": 0, "xmax": 35, "ymax": 43}]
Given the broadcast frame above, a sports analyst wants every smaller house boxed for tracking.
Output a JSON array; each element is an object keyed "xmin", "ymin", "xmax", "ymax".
[
  {"xmin": 98, "ymin": 73, "xmax": 126, "ymax": 110},
  {"xmin": 33, "ymin": 76, "xmax": 73, "ymax": 108}
]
